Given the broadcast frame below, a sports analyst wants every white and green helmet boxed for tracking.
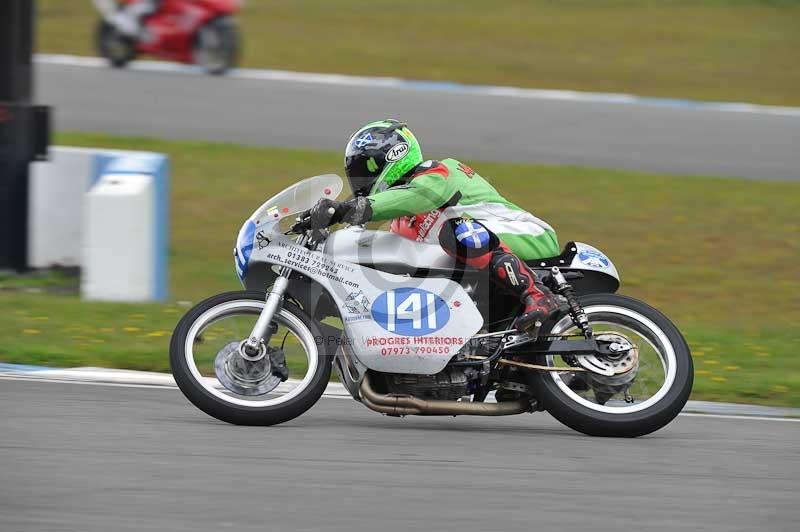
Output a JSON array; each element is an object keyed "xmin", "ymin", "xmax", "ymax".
[{"xmin": 344, "ymin": 119, "xmax": 424, "ymax": 196}]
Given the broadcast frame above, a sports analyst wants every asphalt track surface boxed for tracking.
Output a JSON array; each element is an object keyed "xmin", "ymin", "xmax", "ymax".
[
  {"xmin": 2, "ymin": 380, "xmax": 798, "ymax": 532},
  {"xmin": 37, "ymin": 60, "xmax": 800, "ymax": 181}
]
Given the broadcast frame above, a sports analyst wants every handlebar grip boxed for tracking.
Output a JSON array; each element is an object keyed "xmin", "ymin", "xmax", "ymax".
[{"xmin": 291, "ymin": 215, "xmax": 310, "ymax": 233}]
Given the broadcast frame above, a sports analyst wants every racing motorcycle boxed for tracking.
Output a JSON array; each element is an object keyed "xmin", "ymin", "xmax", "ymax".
[
  {"xmin": 170, "ymin": 175, "xmax": 694, "ymax": 437},
  {"xmin": 93, "ymin": 0, "xmax": 241, "ymax": 75}
]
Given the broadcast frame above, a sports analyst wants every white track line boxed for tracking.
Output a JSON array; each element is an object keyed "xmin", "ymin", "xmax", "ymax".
[
  {"xmin": 0, "ymin": 374, "xmax": 353, "ymax": 399},
  {"xmin": 35, "ymin": 53, "xmax": 800, "ymax": 118},
  {"xmin": 2, "ymin": 373, "xmax": 797, "ymax": 422},
  {"xmin": 678, "ymin": 412, "xmax": 800, "ymax": 423},
  {"xmin": 0, "ymin": 371, "xmax": 353, "ymax": 398},
  {"xmin": 0, "ymin": 374, "xmax": 178, "ymax": 391}
]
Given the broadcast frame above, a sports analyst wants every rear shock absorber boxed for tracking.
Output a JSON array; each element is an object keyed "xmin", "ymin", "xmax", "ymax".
[{"xmin": 550, "ymin": 267, "xmax": 593, "ymax": 338}]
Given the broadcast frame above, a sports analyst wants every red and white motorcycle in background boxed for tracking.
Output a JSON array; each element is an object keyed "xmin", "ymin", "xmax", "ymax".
[{"xmin": 93, "ymin": 0, "xmax": 242, "ymax": 75}]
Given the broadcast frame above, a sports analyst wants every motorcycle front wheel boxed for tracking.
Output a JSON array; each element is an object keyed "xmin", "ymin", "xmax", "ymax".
[
  {"xmin": 530, "ymin": 294, "xmax": 693, "ymax": 437},
  {"xmin": 95, "ymin": 19, "xmax": 137, "ymax": 68},
  {"xmin": 170, "ymin": 290, "xmax": 331, "ymax": 425}
]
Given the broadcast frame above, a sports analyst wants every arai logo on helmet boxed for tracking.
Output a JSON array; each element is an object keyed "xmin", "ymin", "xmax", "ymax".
[
  {"xmin": 372, "ymin": 288, "xmax": 450, "ymax": 336},
  {"xmin": 578, "ymin": 249, "xmax": 610, "ymax": 269},
  {"xmin": 385, "ymin": 142, "xmax": 409, "ymax": 162}
]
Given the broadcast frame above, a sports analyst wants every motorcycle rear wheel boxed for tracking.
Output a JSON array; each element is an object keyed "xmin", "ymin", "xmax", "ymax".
[
  {"xmin": 193, "ymin": 16, "xmax": 240, "ymax": 75},
  {"xmin": 530, "ymin": 294, "xmax": 693, "ymax": 437}
]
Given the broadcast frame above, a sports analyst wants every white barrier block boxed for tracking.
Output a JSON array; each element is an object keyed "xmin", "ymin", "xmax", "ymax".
[
  {"xmin": 27, "ymin": 147, "xmax": 96, "ymax": 268},
  {"xmin": 81, "ymin": 173, "xmax": 155, "ymax": 302}
]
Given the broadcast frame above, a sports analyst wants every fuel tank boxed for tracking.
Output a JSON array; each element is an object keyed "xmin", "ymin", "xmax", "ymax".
[{"xmin": 323, "ymin": 227, "xmax": 457, "ymax": 275}]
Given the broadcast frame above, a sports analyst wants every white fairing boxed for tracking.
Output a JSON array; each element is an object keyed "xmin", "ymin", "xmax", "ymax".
[
  {"xmin": 569, "ymin": 242, "xmax": 620, "ymax": 281},
  {"xmin": 248, "ymin": 230, "xmax": 484, "ymax": 375}
]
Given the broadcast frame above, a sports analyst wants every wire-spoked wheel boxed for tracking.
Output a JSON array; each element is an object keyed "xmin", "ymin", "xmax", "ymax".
[
  {"xmin": 530, "ymin": 294, "xmax": 693, "ymax": 437},
  {"xmin": 170, "ymin": 291, "xmax": 331, "ymax": 425}
]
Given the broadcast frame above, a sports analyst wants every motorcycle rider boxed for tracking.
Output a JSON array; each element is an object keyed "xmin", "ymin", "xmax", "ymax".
[
  {"xmin": 94, "ymin": 0, "xmax": 162, "ymax": 38},
  {"xmin": 303, "ymin": 119, "xmax": 561, "ymax": 332}
]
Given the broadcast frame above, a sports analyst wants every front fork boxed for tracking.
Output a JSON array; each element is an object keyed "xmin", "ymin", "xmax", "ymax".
[{"xmin": 242, "ymin": 234, "xmax": 308, "ymax": 355}]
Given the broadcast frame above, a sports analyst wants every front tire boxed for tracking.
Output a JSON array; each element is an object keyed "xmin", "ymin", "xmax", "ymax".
[
  {"xmin": 530, "ymin": 294, "xmax": 693, "ymax": 437},
  {"xmin": 170, "ymin": 291, "xmax": 331, "ymax": 425},
  {"xmin": 95, "ymin": 19, "xmax": 137, "ymax": 68}
]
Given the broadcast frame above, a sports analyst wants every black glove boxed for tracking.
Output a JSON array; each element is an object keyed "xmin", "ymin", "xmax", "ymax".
[
  {"xmin": 309, "ymin": 198, "xmax": 346, "ymax": 229},
  {"xmin": 295, "ymin": 197, "xmax": 373, "ymax": 232}
]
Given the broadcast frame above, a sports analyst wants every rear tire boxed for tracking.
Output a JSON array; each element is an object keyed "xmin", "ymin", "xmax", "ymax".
[
  {"xmin": 170, "ymin": 291, "xmax": 331, "ymax": 426},
  {"xmin": 193, "ymin": 16, "xmax": 240, "ymax": 75},
  {"xmin": 95, "ymin": 19, "xmax": 137, "ymax": 68},
  {"xmin": 530, "ymin": 294, "xmax": 693, "ymax": 437}
]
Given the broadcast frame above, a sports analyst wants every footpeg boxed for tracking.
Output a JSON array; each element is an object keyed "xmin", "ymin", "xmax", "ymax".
[{"xmin": 503, "ymin": 323, "xmax": 540, "ymax": 349}]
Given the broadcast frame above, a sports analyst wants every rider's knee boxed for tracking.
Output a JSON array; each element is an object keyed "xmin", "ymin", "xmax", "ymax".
[{"xmin": 438, "ymin": 218, "xmax": 498, "ymax": 268}]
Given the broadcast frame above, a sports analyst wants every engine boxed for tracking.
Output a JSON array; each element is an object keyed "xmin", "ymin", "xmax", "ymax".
[
  {"xmin": 385, "ymin": 368, "xmax": 478, "ymax": 400},
  {"xmin": 383, "ymin": 336, "xmax": 496, "ymax": 400}
]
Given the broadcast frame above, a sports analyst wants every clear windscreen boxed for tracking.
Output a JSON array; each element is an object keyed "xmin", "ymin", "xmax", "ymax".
[{"xmin": 250, "ymin": 174, "xmax": 344, "ymax": 226}]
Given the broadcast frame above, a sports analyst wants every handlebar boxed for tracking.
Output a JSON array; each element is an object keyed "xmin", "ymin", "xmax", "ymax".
[
  {"xmin": 289, "ymin": 206, "xmax": 337, "ymax": 235},
  {"xmin": 290, "ymin": 215, "xmax": 312, "ymax": 234}
]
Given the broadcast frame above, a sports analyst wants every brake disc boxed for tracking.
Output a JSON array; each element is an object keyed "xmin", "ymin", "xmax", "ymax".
[
  {"xmin": 575, "ymin": 333, "xmax": 639, "ymax": 379},
  {"xmin": 214, "ymin": 341, "xmax": 283, "ymax": 396}
]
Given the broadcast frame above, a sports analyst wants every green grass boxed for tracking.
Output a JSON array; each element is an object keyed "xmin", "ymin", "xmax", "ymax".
[
  {"xmin": 1, "ymin": 131, "xmax": 798, "ymax": 407},
  {"xmin": 38, "ymin": 0, "xmax": 800, "ymax": 106}
]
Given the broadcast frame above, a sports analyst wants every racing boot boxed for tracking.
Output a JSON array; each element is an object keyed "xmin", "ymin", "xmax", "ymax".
[{"xmin": 489, "ymin": 245, "xmax": 560, "ymax": 333}]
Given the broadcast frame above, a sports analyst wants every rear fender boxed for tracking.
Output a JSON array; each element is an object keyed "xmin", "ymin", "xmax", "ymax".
[{"xmin": 529, "ymin": 241, "xmax": 620, "ymax": 294}]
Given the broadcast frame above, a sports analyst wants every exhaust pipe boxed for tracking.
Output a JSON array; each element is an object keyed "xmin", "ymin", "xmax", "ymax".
[{"xmin": 359, "ymin": 373, "xmax": 532, "ymax": 416}]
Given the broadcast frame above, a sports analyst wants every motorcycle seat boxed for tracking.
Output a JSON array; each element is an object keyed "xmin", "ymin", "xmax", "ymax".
[{"xmin": 524, "ymin": 241, "xmax": 579, "ymax": 269}]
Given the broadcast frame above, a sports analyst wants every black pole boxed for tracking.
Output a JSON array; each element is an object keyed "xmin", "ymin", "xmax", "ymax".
[
  {"xmin": 0, "ymin": 0, "xmax": 33, "ymax": 102},
  {"xmin": 0, "ymin": 0, "xmax": 50, "ymax": 271}
]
